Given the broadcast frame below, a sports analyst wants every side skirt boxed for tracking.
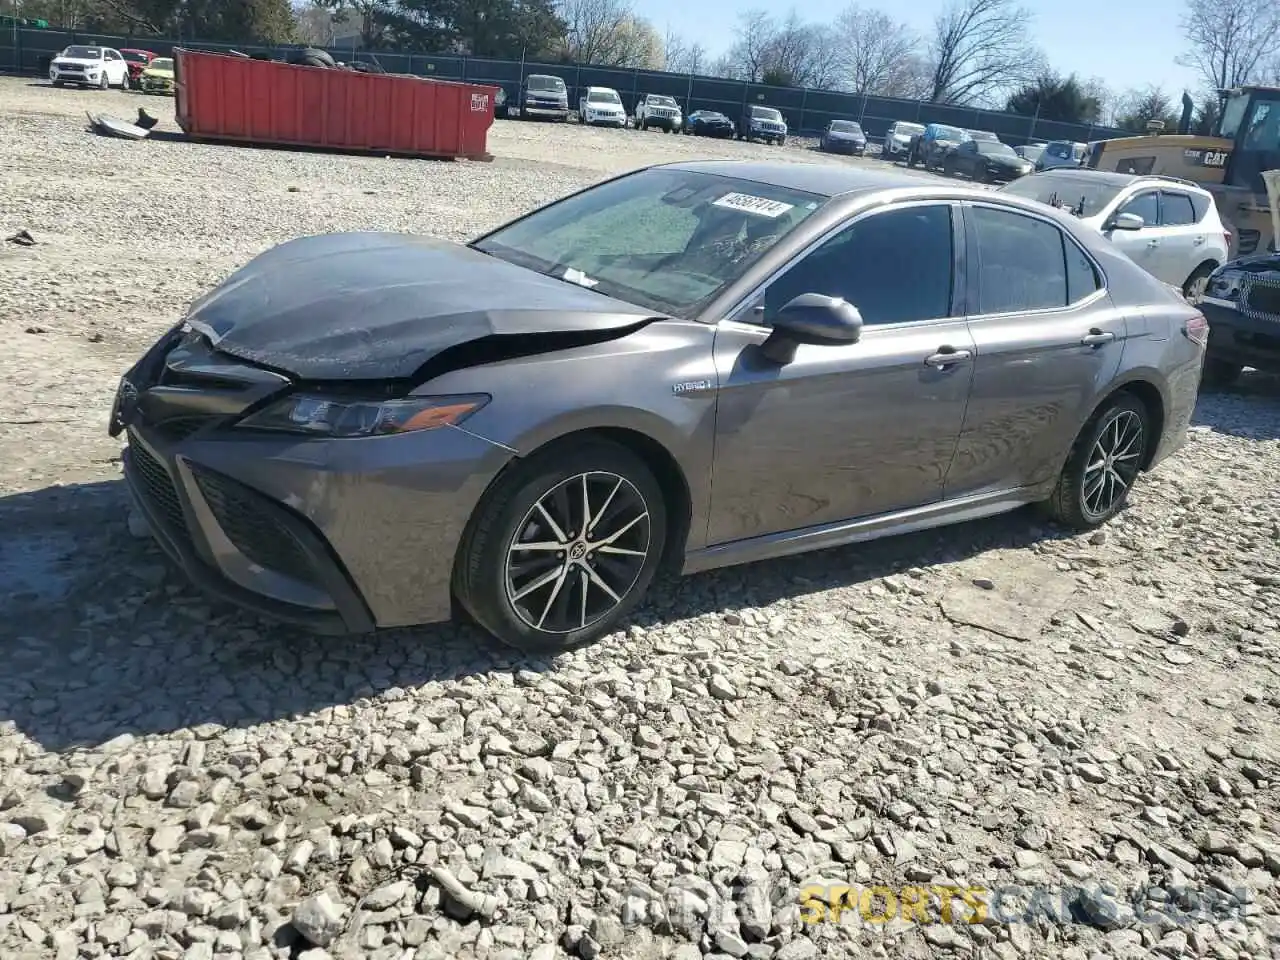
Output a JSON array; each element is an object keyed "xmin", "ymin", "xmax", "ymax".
[{"xmin": 680, "ymin": 484, "xmax": 1054, "ymax": 575}]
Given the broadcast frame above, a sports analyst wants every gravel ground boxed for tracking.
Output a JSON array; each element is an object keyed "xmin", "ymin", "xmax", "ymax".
[{"xmin": 1, "ymin": 76, "xmax": 1279, "ymax": 960}]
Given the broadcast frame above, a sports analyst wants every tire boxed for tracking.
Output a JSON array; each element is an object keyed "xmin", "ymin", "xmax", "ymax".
[
  {"xmin": 1200, "ymin": 357, "xmax": 1243, "ymax": 389},
  {"xmin": 1181, "ymin": 263, "xmax": 1215, "ymax": 303},
  {"xmin": 52, "ymin": 80, "xmax": 64, "ymax": 87},
  {"xmin": 1041, "ymin": 393, "xmax": 1149, "ymax": 530},
  {"xmin": 287, "ymin": 47, "xmax": 335, "ymax": 68},
  {"xmin": 99, "ymin": 73, "xmax": 109, "ymax": 90},
  {"xmin": 453, "ymin": 439, "xmax": 668, "ymax": 653},
  {"xmin": 778, "ymin": 136, "xmax": 786, "ymax": 146}
]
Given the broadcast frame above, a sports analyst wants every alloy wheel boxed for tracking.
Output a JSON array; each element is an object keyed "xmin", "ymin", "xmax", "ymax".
[
  {"xmin": 505, "ymin": 471, "xmax": 651, "ymax": 634},
  {"xmin": 1081, "ymin": 409, "xmax": 1144, "ymax": 521}
]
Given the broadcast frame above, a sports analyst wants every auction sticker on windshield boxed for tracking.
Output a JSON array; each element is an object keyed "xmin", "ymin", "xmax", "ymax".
[{"xmin": 713, "ymin": 193, "xmax": 795, "ymax": 218}]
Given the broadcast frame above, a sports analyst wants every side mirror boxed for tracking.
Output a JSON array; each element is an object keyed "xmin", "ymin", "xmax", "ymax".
[
  {"xmin": 760, "ymin": 293, "xmax": 864, "ymax": 364},
  {"xmin": 1108, "ymin": 212, "xmax": 1145, "ymax": 231}
]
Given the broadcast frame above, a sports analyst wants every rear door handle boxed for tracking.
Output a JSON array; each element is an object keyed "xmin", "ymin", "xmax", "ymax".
[
  {"xmin": 925, "ymin": 348, "xmax": 972, "ymax": 367},
  {"xmin": 1192, "ymin": 236, "xmax": 1205, "ymax": 246},
  {"xmin": 1081, "ymin": 329, "xmax": 1116, "ymax": 346}
]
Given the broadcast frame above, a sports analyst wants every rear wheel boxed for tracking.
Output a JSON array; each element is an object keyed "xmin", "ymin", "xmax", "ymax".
[
  {"xmin": 453, "ymin": 440, "xmax": 667, "ymax": 653},
  {"xmin": 1200, "ymin": 358, "xmax": 1243, "ymax": 389},
  {"xmin": 1042, "ymin": 393, "xmax": 1149, "ymax": 530},
  {"xmin": 1181, "ymin": 263, "xmax": 1215, "ymax": 303}
]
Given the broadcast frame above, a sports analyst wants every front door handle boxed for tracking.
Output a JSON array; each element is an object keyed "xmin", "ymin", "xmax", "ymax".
[
  {"xmin": 1146, "ymin": 239, "xmax": 1160, "ymax": 248},
  {"xmin": 925, "ymin": 347, "xmax": 973, "ymax": 367},
  {"xmin": 1081, "ymin": 329, "xmax": 1116, "ymax": 346}
]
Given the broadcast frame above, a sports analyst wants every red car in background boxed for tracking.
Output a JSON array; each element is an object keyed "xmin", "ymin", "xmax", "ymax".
[{"xmin": 120, "ymin": 49, "xmax": 156, "ymax": 89}]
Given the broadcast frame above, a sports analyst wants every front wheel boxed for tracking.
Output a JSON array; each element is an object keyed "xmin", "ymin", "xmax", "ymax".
[
  {"xmin": 99, "ymin": 73, "xmax": 109, "ymax": 90},
  {"xmin": 453, "ymin": 440, "xmax": 668, "ymax": 652},
  {"xmin": 1041, "ymin": 393, "xmax": 1149, "ymax": 530}
]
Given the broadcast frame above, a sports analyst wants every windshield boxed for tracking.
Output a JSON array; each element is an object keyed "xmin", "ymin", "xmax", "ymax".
[
  {"xmin": 62, "ymin": 46, "xmax": 100, "ymax": 59},
  {"xmin": 527, "ymin": 76, "xmax": 565, "ymax": 92},
  {"xmin": 968, "ymin": 130, "xmax": 998, "ymax": 141},
  {"xmin": 150, "ymin": 58, "xmax": 173, "ymax": 71},
  {"xmin": 587, "ymin": 90, "xmax": 620, "ymax": 103},
  {"xmin": 830, "ymin": 121, "xmax": 862, "ymax": 134},
  {"xmin": 1219, "ymin": 91, "xmax": 1251, "ymax": 140},
  {"xmin": 979, "ymin": 141, "xmax": 1018, "ymax": 157},
  {"xmin": 894, "ymin": 122, "xmax": 924, "ymax": 136},
  {"xmin": 752, "ymin": 107, "xmax": 782, "ymax": 121},
  {"xmin": 934, "ymin": 125, "xmax": 966, "ymax": 141},
  {"xmin": 472, "ymin": 168, "xmax": 824, "ymax": 318},
  {"xmin": 998, "ymin": 172, "xmax": 1127, "ymax": 216},
  {"xmin": 649, "ymin": 95, "xmax": 677, "ymax": 108}
]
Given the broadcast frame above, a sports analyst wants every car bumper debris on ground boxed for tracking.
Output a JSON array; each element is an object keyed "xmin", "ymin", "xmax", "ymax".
[{"xmin": 0, "ymin": 76, "xmax": 1278, "ymax": 960}]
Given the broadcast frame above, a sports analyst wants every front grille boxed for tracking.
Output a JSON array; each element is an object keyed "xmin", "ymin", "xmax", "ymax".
[
  {"xmin": 191, "ymin": 469, "xmax": 319, "ymax": 587},
  {"xmin": 1242, "ymin": 277, "xmax": 1280, "ymax": 320},
  {"xmin": 127, "ymin": 432, "xmax": 191, "ymax": 543}
]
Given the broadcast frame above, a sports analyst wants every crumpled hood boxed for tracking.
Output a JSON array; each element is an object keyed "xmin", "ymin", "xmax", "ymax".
[{"xmin": 184, "ymin": 232, "xmax": 660, "ymax": 381}]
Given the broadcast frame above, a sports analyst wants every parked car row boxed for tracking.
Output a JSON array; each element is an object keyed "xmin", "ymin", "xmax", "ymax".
[
  {"xmin": 495, "ymin": 74, "xmax": 793, "ymax": 144},
  {"xmin": 47, "ymin": 44, "xmax": 175, "ymax": 93}
]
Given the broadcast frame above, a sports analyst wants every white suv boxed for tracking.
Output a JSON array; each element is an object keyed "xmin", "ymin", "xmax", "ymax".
[
  {"xmin": 883, "ymin": 120, "xmax": 924, "ymax": 157},
  {"xmin": 49, "ymin": 45, "xmax": 131, "ymax": 90},
  {"xmin": 577, "ymin": 87, "xmax": 626, "ymax": 128},
  {"xmin": 999, "ymin": 170, "xmax": 1231, "ymax": 300}
]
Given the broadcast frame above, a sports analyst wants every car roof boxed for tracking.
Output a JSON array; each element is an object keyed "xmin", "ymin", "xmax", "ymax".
[
  {"xmin": 661, "ymin": 159, "xmax": 951, "ymax": 197},
  {"xmin": 1026, "ymin": 168, "xmax": 1211, "ymax": 195}
]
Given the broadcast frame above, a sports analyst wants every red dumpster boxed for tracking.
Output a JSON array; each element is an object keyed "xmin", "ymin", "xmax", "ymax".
[{"xmin": 173, "ymin": 49, "xmax": 496, "ymax": 161}]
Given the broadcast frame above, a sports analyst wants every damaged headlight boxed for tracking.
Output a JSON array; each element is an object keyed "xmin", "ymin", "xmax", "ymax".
[{"xmin": 237, "ymin": 393, "xmax": 490, "ymax": 438}]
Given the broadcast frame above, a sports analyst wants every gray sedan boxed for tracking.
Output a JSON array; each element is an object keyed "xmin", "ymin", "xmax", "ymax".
[{"xmin": 110, "ymin": 161, "xmax": 1208, "ymax": 651}]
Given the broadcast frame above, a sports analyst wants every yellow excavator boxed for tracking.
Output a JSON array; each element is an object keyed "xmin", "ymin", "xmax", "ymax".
[{"xmin": 1084, "ymin": 84, "xmax": 1280, "ymax": 258}]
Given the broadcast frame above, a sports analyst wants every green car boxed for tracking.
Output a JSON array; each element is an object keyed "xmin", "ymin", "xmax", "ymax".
[{"xmin": 140, "ymin": 57, "xmax": 174, "ymax": 95}]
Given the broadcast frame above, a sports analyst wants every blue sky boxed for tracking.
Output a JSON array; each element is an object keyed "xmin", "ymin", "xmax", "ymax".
[{"xmin": 644, "ymin": 0, "xmax": 1203, "ymax": 103}]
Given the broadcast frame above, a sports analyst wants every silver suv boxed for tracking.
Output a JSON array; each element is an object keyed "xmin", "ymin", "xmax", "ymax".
[{"xmin": 999, "ymin": 170, "xmax": 1230, "ymax": 300}]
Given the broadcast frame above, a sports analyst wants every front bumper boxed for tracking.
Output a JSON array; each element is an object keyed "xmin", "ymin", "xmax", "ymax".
[
  {"xmin": 50, "ymin": 68, "xmax": 95, "ymax": 84},
  {"xmin": 1200, "ymin": 298, "xmax": 1280, "ymax": 372},
  {"xmin": 524, "ymin": 104, "xmax": 569, "ymax": 119},
  {"xmin": 141, "ymin": 77, "xmax": 174, "ymax": 94},
  {"xmin": 694, "ymin": 124, "xmax": 733, "ymax": 137},
  {"xmin": 824, "ymin": 140, "xmax": 865, "ymax": 154},
  {"xmin": 583, "ymin": 113, "xmax": 626, "ymax": 127},
  {"xmin": 120, "ymin": 414, "xmax": 511, "ymax": 634}
]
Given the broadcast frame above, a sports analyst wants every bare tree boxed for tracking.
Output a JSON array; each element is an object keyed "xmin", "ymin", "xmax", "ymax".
[
  {"xmin": 1177, "ymin": 0, "xmax": 1280, "ymax": 92},
  {"xmin": 926, "ymin": 0, "xmax": 1041, "ymax": 104},
  {"xmin": 762, "ymin": 11, "xmax": 814, "ymax": 85},
  {"xmin": 662, "ymin": 30, "xmax": 708, "ymax": 74},
  {"xmin": 726, "ymin": 9, "xmax": 777, "ymax": 82},
  {"xmin": 832, "ymin": 4, "xmax": 922, "ymax": 95},
  {"xmin": 800, "ymin": 27, "xmax": 844, "ymax": 89},
  {"xmin": 558, "ymin": 0, "xmax": 654, "ymax": 66}
]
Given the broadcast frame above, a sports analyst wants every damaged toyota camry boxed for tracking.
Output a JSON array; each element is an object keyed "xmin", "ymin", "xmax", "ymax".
[{"xmin": 110, "ymin": 160, "xmax": 1208, "ymax": 651}]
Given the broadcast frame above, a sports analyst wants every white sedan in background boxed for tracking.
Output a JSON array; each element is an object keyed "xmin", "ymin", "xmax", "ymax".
[{"xmin": 49, "ymin": 45, "xmax": 131, "ymax": 90}]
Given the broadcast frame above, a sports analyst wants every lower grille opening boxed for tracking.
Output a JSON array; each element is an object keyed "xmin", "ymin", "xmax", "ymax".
[
  {"xmin": 191, "ymin": 469, "xmax": 321, "ymax": 587},
  {"xmin": 127, "ymin": 432, "xmax": 192, "ymax": 545}
]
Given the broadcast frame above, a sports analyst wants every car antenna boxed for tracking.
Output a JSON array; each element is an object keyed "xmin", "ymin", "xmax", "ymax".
[{"xmin": 1074, "ymin": 195, "xmax": 1087, "ymax": 216}]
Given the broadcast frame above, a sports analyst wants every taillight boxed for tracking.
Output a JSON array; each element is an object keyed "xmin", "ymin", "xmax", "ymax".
[
  {"xmin": 1184, "ymin": 313, "xmax": 1209, "ymax": 346},
  {"xmin": 1223, "ymin": 231, "xmax": 1232, "ymax": 252}
]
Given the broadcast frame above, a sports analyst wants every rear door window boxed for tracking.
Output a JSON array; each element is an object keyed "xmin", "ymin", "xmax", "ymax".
[
  {"xmin": 1159, "ymin": 192, "xmax": 1198, "ymax": 226},
  {"xmin": 970, "ymin": 206, "xmax": 1069, "ymax": 314}
]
